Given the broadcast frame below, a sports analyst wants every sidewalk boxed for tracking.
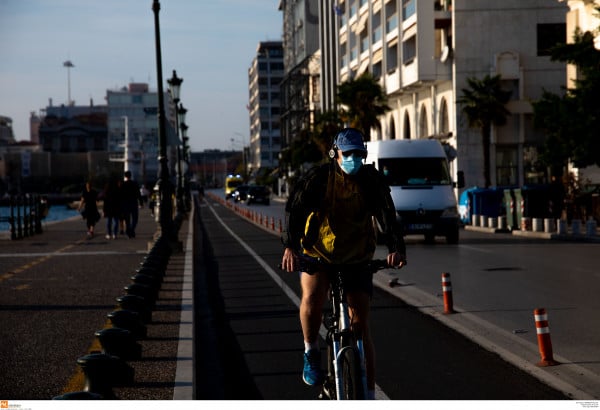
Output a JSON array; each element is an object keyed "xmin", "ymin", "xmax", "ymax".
[
  {"xmin": 0, "ymin": 205, "xmax": 191, "ymax": 399},
  {"xmin": 465, "ymin": 221, "xmax": 600, "ymax": 243}
]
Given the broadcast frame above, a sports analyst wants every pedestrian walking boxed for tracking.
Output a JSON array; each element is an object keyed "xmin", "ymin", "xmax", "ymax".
[
  {"xmin": 140, "ymin": 184, "xmax": 150, "ymax": 206},
  {"xmin": 77, "ymin": 181, "xmax": 100, "ymax": 238},
  {"xmin": 103, "ymin": 177, "xmax": 122, "ymax": 239},
  {"xmin": 122, "ymin": 171, "xmax": 142, "ymax": 238}
]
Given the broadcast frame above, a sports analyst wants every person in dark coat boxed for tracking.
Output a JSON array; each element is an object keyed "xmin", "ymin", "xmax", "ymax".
[
  {"xmin": 78, "ymin": 181, "xmax": 100, "ymax": 238},
  {"xmin": 103, "ymin": 178, "xmax": 122, "ymax": 239},
  {"xmin": 122, "ymin": 171, "xmax": 142, "ymax": 238}
]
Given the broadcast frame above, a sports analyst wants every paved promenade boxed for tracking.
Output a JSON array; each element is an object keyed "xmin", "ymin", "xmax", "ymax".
[{"xmin": 0, "ymin": 204, "xmax": 192, "ymax": 399}]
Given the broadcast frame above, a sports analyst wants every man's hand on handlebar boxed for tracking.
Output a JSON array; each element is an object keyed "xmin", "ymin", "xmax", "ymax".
[{"xmin": 387, "ymin": 251, "xmax": 407, "ymax": 269}]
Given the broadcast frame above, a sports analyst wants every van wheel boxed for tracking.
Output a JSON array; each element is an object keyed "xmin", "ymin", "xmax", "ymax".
[{"xmin": 446, "ymin": 228, "xmax": 459, "ymax": 244}]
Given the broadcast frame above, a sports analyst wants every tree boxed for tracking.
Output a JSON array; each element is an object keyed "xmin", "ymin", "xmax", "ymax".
[
  {"xmin": 336, "ymin": 73, "xmax": 390, "ymax": 140},
  {"xmin": 533, "ymin": 29, "xmax": 600, "ymax": 174},
  {"xmin": 311, "ymin": 110, "xmax": 344, "ymax": 155},
  {"xmin": 458, "ymin": 74, "xmax": 511, "ymax": 187}
]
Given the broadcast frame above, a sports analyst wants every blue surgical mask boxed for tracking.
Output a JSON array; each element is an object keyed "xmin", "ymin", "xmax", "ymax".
[{"xmin": 340, "ymin": 153, "xmax": 363, "ymax": 175}]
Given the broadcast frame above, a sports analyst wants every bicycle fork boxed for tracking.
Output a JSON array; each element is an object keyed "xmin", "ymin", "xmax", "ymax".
[{"xmin": 331, "ymin": 300, "xmax": 368, "ymax": 399}]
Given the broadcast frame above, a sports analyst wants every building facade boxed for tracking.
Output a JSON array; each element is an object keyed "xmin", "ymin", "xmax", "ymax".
[
  {"xmin": 106, "ymin": 83, "xmax": 179, "ymax": 185},
  {"xmin": 247, "ymin": 41, "xmax": 284, "ymax": 173},
  {"xmin": 279, "ymin": 0, "xmax": 321, "ymax": 150},
  {"xmin": 338, "ymin": 0, "xmax": 565, "ymax": 186},
  {"xmin": 560, "ymin": 0, "xmax": 600, "ymax": 184},
  {"xmin": 331, "ymin": 0, "xmax": 568, "ymax": 189},
  {"xmin": 38, "ymin": 103, "xmax": 108, "ymax": 153}
]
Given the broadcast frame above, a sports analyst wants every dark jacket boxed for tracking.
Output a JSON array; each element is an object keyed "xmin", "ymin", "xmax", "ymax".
[{"xmin": 282, "ymin": 161, "xmax": 405, "ymax": 255}]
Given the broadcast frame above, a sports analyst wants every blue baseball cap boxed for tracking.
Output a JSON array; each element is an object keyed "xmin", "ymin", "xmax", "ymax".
[{"xmin": 334, "ymin": 128, "xmax": 367, "ymax": 152}]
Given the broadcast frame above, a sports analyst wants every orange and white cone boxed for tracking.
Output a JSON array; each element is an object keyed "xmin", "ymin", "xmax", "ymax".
[
  {"xmin": 442, "ymin": 272, "xmax": 455, "ymax": 314},
  {"xmin": 534, "ymin": 308, "xmax": 559, "ymax": 366}
]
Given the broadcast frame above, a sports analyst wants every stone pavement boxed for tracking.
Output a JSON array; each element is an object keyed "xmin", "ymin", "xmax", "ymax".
[{"xmin": 0, "ymin": 202, "xmax": 192, "ymax": 399}]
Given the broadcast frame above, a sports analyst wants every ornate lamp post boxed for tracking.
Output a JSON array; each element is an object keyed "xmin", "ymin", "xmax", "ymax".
[
  {"xmin": 151, "ymin": 0, "xmax": 174, "ymax": 239},
  {"xmin": 179, "ymin": 119, "xmax": 191, "ymax": 210},
  {"xmin": 167, "ymin": 70, "xmax": 185, "ymax": 215}
]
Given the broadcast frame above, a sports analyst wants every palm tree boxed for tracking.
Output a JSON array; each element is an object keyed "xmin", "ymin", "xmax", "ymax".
[
  {"xmin": 336, "ymin": 73, "xmax": 390, "ymax": 140},
  {"xmin": 458, "ymin": 74, "xmax": 511, "ymax": 187}
]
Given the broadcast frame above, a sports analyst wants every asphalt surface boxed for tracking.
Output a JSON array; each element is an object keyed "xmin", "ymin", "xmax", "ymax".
[{"xmin": 197, "ymin": 195, "xmax": 569, "ymax": 400}]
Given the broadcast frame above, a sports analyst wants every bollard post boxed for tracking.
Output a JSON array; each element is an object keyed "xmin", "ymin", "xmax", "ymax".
[
  {"xmin": 533, "ymin": 308, "xmax": 559, "ymax": 366},
  {"xmin": 107, "ymin": 310, "xmax": 147, "ymax": 339},
  {"xmin": 441, "ymin": 272, "xmax": 455, "ymax": 314},
  {"xmin": 95, "ymin": 327, "xmax": 142, "ymax": 360},
  {"xmin": 76, "ymin": 353, "xmax": 134, "ymax": 399},
  {"xmin": 116, "ymin": 294, "xmax": 152, "ymax": 323}
]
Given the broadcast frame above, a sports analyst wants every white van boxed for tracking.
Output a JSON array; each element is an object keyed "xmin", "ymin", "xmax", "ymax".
[{"xmin": 366, "ymin": 139, "xmax": 461, "ymax": 244}]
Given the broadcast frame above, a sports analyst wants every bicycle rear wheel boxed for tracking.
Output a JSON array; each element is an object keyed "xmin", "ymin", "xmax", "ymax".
[{"xmin": 339, "ymin": 348, "xmax": 365, "ymax": 400}]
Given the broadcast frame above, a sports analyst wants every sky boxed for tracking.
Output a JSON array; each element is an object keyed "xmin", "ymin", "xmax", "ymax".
[{"xmin": 0, "ymin": 0, "xmax": 282, "ymax": 151}]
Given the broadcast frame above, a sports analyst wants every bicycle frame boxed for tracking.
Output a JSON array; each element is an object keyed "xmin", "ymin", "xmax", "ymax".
[
  {"xmin": 323, "ymin": 269, "xmax": 368, "ymax": 400},
  {"xmin": 284, "ymin": 256, "xmax": 393, "ymax": 400}
]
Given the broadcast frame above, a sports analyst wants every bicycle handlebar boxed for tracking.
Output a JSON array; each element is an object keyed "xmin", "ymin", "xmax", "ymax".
[{"xmin": 278, "ymin": 254, "xmax": 404, "ymax": 274}]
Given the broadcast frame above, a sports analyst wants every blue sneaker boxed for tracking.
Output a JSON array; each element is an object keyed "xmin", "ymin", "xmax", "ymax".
[{"xmin": 302, "ymin": 349, "xmax": 324, "ymax": 386}]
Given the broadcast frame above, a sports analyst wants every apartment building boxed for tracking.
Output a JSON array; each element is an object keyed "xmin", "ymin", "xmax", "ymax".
[
  {"xmin": 106, "ymin": 83, "xmax": 179, "ymax": 184},
  {"xmin": 279, "ymin": 0, "xmax": 321, "ymax": 152},
  {"xmin": 560, "ymin": 0, "xmax": 600, "ymax": 184},
  {"xmin": 333, "ymin": 0, "xmax": 567, "ymax": 188},
  {"xmin": 248, "ymin": 41, "xmax": 284, "ymax": 172}
]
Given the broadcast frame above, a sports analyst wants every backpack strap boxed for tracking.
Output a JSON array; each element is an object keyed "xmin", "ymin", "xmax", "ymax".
[{"xmin": 281, "ymin": 163, "xmax": 330, "ymax": 250}]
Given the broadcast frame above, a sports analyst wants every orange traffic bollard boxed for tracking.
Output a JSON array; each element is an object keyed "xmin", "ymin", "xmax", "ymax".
[
  {"xmin": 441, "ymin": 272, "xmax": 455, "ymax": 314},
  {"xmin": 534, "ymin": 308, "xmax": 559, "ymax": 366}
]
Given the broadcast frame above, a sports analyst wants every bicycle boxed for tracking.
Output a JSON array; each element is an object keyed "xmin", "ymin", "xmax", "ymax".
[{"xmin": 292, "ymin": 256, "xmax": 394, "ymax": 400}]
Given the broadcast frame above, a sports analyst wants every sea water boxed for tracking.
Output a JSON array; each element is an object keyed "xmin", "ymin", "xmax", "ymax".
[{"xmin": 0, "ymin": 205, "xmax": 80, "ymax": 232}]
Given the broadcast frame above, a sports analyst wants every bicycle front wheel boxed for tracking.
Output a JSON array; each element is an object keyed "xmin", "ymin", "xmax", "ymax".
[{"xmin": 339, "ymin": 348, "xmax": 365, "ymax": 400}]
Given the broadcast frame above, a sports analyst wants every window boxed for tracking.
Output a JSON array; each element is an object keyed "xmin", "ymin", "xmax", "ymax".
[
  {"xmin": 372, "ymin": 12, "xmax": 382, "ymax": 43},
  {"xmin": 496, "ymin": 145, "xmax": 518, "ymax": 185},
  {"xmin": 340, "ymin": 42, "xmax": 348, "ymax": 67},
  {"xmin": 402, "ymin": 35, "xmax": 416, "ymax": 64},
  {"xmin": 350, "ymin": 0, "xmax": 358, "ymax": 18},
  {"xmin": 387, "ymin": 43, "xmax": 398, "ymax": 71},
  {"xmin": 386, "ymin": 1, "xmax": 398, "ymax": 33},
  {"xmin": 351, "ymin": 46, "xmax": 358, "ymax": 62},
  {"xmin": 537, "ymin": 23, "xmax": 566, "ymax": 56},
  {"xmin": 500, "ymin": 79, "xmax": 519, "ymax": 100},
  {"xmin": 402, "ymin": 0, "xmax": 415, "ymax": 21},
  {"xmin": 360, "ymin": 30, "xmax": 369, "ymax": 53},
  {"xmin": 373, "ymin": 61, "xmax": 382, "ymax": 79}
]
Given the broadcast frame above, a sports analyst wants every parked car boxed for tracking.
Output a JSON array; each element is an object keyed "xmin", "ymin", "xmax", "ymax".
[
  {"xmin": 232, "ymin": 185, "xmax": 250, "ymax": 202},
  {"xmin": 247, "ymin": 185, "xmax": 271, "ymax": 205}
]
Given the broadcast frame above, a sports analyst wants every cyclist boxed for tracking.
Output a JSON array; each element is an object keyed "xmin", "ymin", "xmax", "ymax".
[{"xmin": 280, "ymin": 128, "xmax": 406, "ymax": 399}]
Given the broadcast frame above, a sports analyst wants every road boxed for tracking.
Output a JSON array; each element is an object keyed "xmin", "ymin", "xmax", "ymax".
[{"xmin": 201, "ymin": 190, "xmax": 600, "ymax": 399}]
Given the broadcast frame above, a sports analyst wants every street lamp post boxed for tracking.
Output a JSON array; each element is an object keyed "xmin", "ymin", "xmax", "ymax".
[
  {"xmin": 63, "ymin": 60, "xmax": 74, "ymax": 106},
  {"xmin": 151, "ymin": 0, "xmax": 174, "ymax": 240},
  {"xmin": 167, "ymin": 70, "xmax": 185, "ymax": 215},
  {"xmin": 180, "ymin": 121, "xmax": 191, "ymax": 210},
  {"xmin": 177, "ymin": 105, "xmax": 191, "ymax": 210}
]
